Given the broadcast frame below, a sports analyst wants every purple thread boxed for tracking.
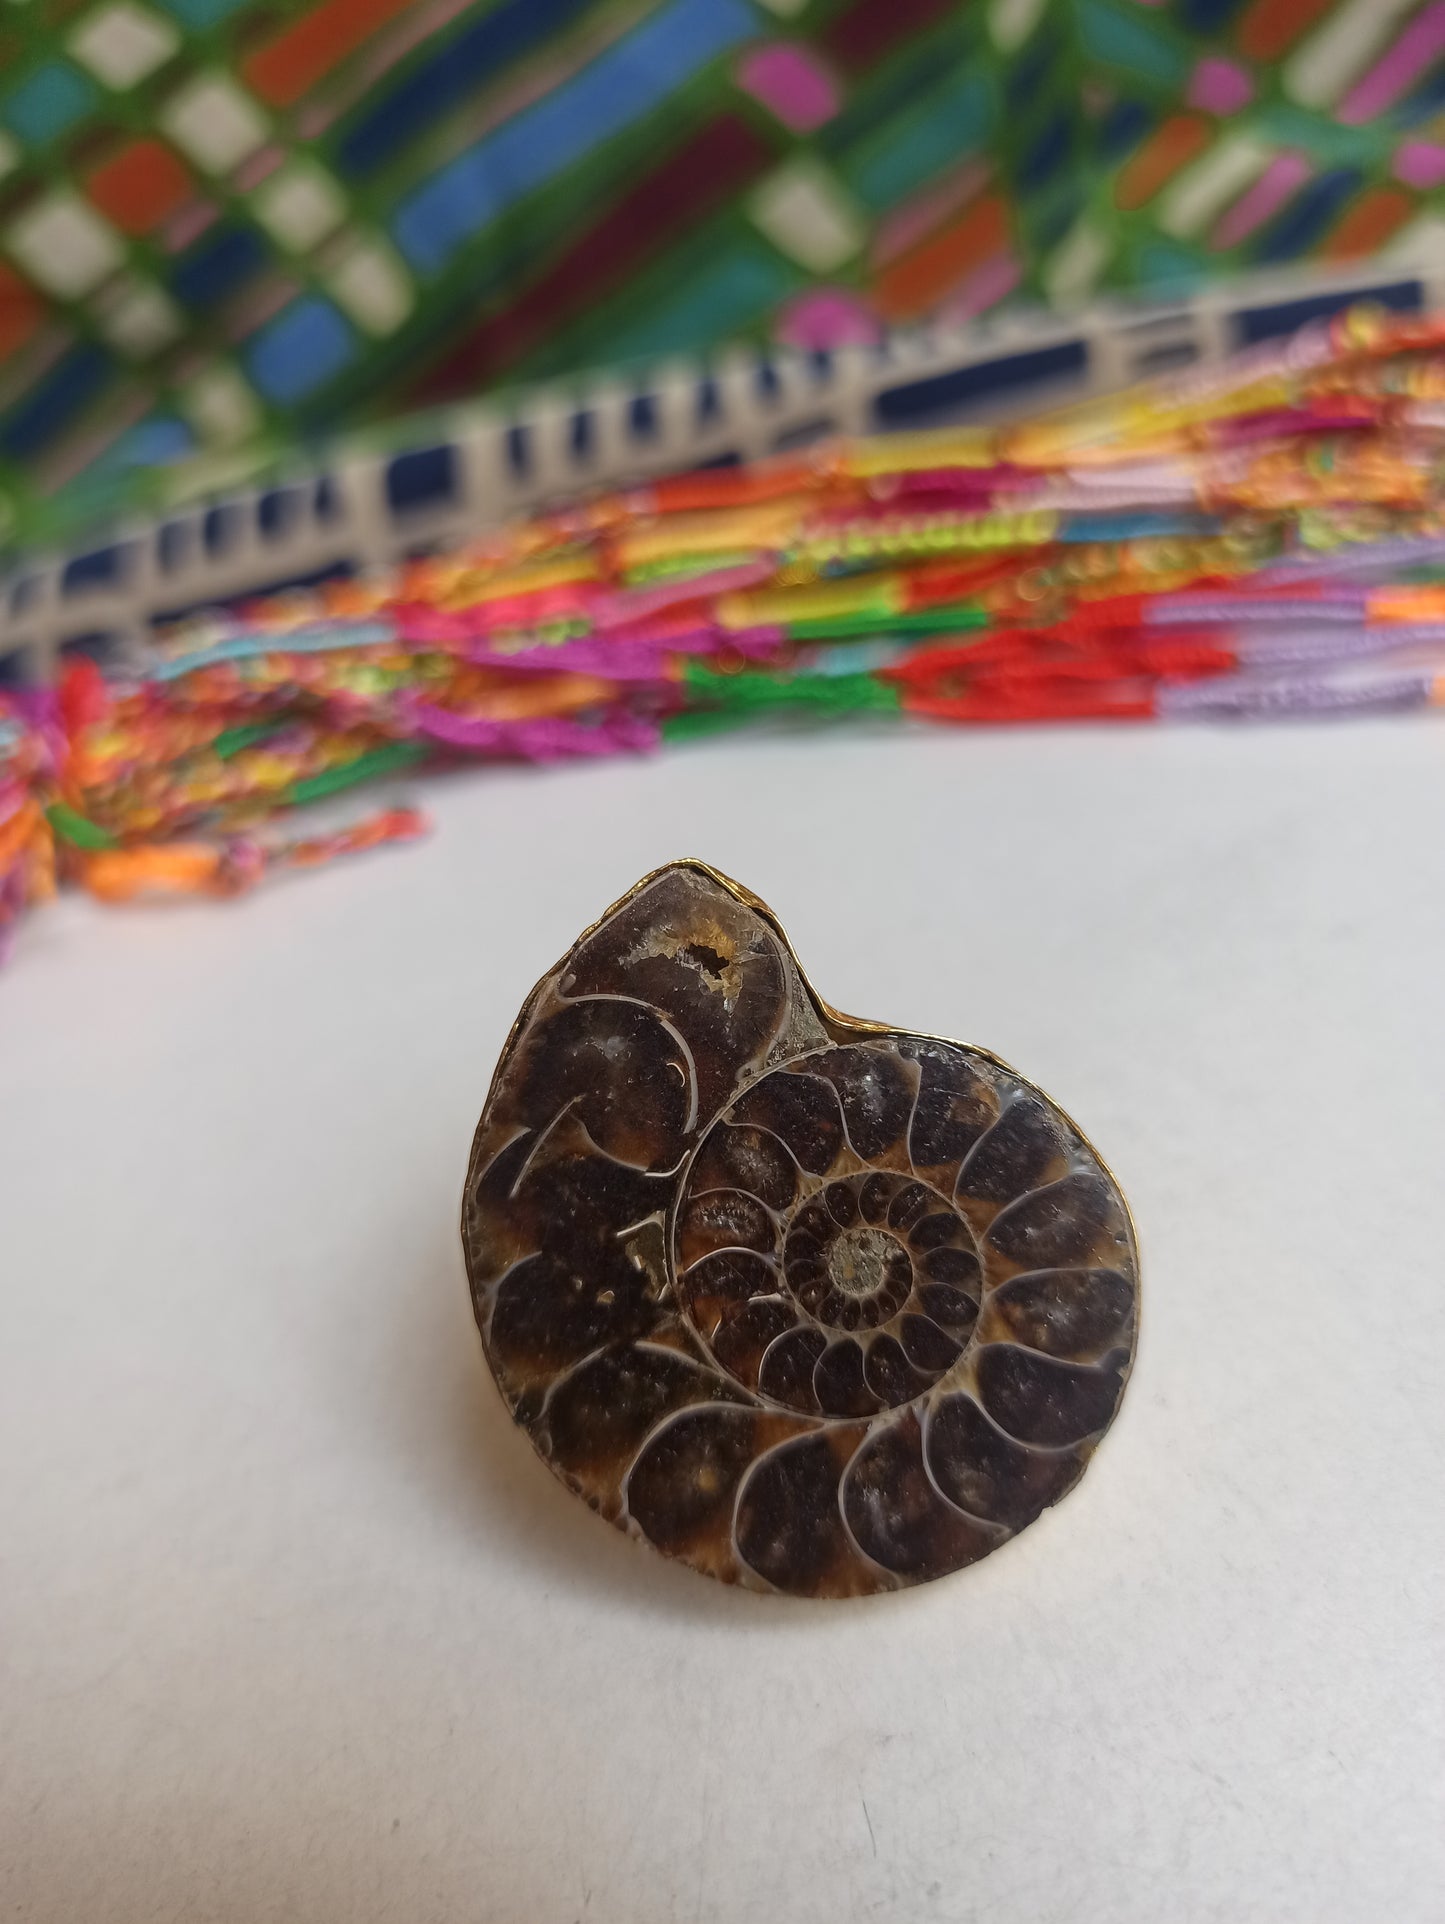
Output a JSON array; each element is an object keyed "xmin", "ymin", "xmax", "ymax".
[
  {"xmin": 1254, "ymin": 535, "xmax": 1445, "ymax": 583},
  {"xmin": 405, "ymin": 703, "xmax": 659, "ymax": 759},
  {"xmin": 459, "ymin": 623, "xmax": 785, "ymax": 678},
  {"xmin": 1147, "ymin": 591, "xmax": 1370, "ymax": 624},
  {"xmin": 1230, "ymin": 623, "xmax": 1445, "ymax": 666},
  {"xmin": 1160, "ymin": 671, "xmax": 1432, "ymax": 718},
  {"xmin": 464, "ymin": 640, "xmax": 675, "ymax": 682}
]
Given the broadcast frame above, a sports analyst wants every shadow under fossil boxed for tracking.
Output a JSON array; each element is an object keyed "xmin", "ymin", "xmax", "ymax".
[{"xmin": 351, "ymin": 1214, "xmax": 886, "ymax": 1626}]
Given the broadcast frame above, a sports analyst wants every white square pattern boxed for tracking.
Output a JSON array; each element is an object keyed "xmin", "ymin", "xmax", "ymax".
[
  {"xmin": 989, "ymin": 0, "xmax": 1047, "ymax": 51},
  {"xmin": 254, "ymin": 163, "xmax": 344, "ymax": 251},
  {"xmin": 6, "ymin": 193, "xmax": 122, "ymax": 298},
  {"xmin": 99, "ymin": 280, "xmax": 181, "ymax": 357},
  {"xmin": 162, "ymin": 76, "xmax": 267, "ymax": 173},
  {"xmin": 749, "ymin": 162, "xmax": 864, "ymax": 274},
  {"xmin": 69, "ymin": 2, "xmax": 178, "ymax": 89},
  {"xmin": 326, "ymin": 240, "xmax": 413, "ymax": 335},
  {"xmin": 182, "ymin": 364, "xmax": 260, "ymax": 445},
  {"xmin": 1043, "ymin": 217, "xmax": 1111, "ymax": 305}
]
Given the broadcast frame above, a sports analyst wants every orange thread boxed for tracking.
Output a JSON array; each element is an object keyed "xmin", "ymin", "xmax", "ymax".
[
  {"xmin": 245, "ymin": 0, "xmax": 418, "ymax": 107},
  {"xmin": 1115, "ymin": 116, "xmax": 1212, "ymax": 212},
  {"xmin": 80, "ymin": 845, "xmax": 226, "ymax": 901},
  {"xmin": 1321, "ymin": 188, "xmax": 1414, "ymax": 262},
  {"xmin": 0, "ymin": 264, "xmax": 43, "ymax": 361},
  {"xmin": 1237, "ymin": 0, "xmax": 1333, "ymax": 61},
  {"xmin": 874, "ymin": 197, "xmax": 1010, "ymax": 321},
  {"xmin": 85, "ymin": 141, "xmax": 193, "ymax": 236}
]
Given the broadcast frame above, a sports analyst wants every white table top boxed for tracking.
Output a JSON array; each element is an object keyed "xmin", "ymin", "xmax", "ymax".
[{"xmin": 3, "ymin": 718, "xmax": 1442, "ymax": 1924}]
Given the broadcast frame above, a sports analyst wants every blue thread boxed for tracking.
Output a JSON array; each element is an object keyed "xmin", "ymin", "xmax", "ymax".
[
  {"xmin": 391, "ymin": 0, "xmax": 757, "ymax": 276},
  {"xmin": 152, "ymin": 621, "xmax": 396, "ymax": 680},
  {"xmin": 171, "ymin": 225, "xmax": 268, "ymax": 311},
  {"xmin": 1017, "ymin": 114, "xmax": 1071, "ymax": 193},
  {"xmin": 245, "ymin": 298, "xmax": 357, "ymax": 403},
  {"xmin": 337, "ymin": 0, "xmax": 594, "ymax": 179},
  {"xmin": 0, "ymin": 347, "xmax": 112, "ymax": 460},
  {"xmin": 1058, "ymin": 513, "xmax": 1219, "ymax": 542},
  {"xmin": 1099, "ymin": 100, "xmax": 1151, "ymax": 163},
  {"xmin": 1252, "ymin": 170, "xmax": 1362, "ymax": 265},
  {"xmin": 1179, "ymin": 0, "xmax": 1245, "ymax": 32}
]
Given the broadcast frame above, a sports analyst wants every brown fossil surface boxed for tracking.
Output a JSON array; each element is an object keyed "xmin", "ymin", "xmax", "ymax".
[{"xmin": 462, "ymin": 861, "xmax": 1138, "ymax": 1596}]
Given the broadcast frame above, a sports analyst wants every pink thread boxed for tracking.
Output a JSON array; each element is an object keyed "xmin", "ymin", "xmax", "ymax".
[
  {"xmin": 1187, "ymin": 57, "xmax": 1254, "ymax": 115},
  {"xmin": 1341, "ymin": 3, "xmax": 1445, "ymax": 123},
  {"xmin": 933, "ymin": 253, "xmax": 1022, "ymax": 325},
  {"xmin": 735, "ymin": 44, "xmax": 839, "ymax": 131},
  {"xmin": 407, "ymin": 704, "xmax": 659, "ymax": 759},
  {"xmin": 1394, "ymin": 140, "xmax": 1445, "ymax": 189},
  {"xmin": 464, "ymin": 641, "xmax": 671, "ymax": 680},
  {"xmin": 161, "ymin": 199, "xmax": 220, "ymax": 254},
  {"xmin": 392, "ymin": 606, "xmax": 470, "ymax": 645},
  {"xmin": 869, "ymin": 160, "xmax": 991, "ymax": 269},
  {"xmin": 1212, "ymin": 154, "xmax": 1312, "ymax": 249},
  {"xmin": 231, "ymin": 145, "xmax": 286, "ymax": 193},
  {"xmin": 773, "ymin": 288, "xmax": 882, "ymax": 351}
]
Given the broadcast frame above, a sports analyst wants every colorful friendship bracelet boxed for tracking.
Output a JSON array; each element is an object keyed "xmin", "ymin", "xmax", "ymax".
[{"xmin": 5, "ymin": 302, "xmax": 1445, "ymax": 964}]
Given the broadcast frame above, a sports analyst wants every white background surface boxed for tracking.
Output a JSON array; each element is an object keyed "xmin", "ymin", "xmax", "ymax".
[{"xmin": 2, "ymin": 719, "xmax": 1443, "ymax": 1924}]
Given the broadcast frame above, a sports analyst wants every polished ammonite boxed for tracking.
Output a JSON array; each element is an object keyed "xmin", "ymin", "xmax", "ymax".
[{"xmin": 462, "ymin": 862, "xmax": 1138, "ymax": 1596}]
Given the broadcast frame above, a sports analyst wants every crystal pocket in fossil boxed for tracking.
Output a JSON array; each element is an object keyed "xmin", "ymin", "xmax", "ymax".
[{"xmin": 461, "ymin": 861, "xmax": 1138, "ymax": 1597}]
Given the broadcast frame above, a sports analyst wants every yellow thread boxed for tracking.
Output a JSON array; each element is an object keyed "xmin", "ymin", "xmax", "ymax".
[
  {"xmin": 843, "ymin": 428, "xmax": 998, "ymax": 477},
  {"xmin": 717, "ymin": 577, "xmax": 902, "ymax": 628},
  {"xmin": 615, "ymin": 501, "xmax": 808, "ymax": 566}
]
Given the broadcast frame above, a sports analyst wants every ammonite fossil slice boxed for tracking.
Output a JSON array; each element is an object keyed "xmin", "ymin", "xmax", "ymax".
[{"xmin": 462, "ymin": 862, "xmax": 1138, "ymax": 1597}]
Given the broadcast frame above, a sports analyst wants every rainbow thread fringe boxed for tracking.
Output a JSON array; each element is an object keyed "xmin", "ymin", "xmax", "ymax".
[{"xmin": 6, "ymin": 302, "xmax": 1445, "ymax": 963}]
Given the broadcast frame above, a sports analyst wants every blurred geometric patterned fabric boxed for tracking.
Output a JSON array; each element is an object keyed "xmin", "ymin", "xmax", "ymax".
[
  {"xmin": 0, "ymin": 0, "xmax": 1443, "ymax": 547},
  {"xmin": 1068, "ymin": 0, "xmax": 1445, "ymax": 297}
]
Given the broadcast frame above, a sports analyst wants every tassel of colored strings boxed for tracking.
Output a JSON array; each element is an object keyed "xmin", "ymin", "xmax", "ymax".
[{"xmin": 6, "ymin": 301, "xmax": 1445, "ymax": 957}]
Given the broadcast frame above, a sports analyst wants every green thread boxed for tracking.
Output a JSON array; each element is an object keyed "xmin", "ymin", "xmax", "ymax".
[
  {"xmin": 624, "ymin": 551, "xmax": 760, "ymax": 585},
  {"xmin": 666, "ymin": 664, "xmax": 901, "ymax": 738},
  {"xmin": 212, "ymin": 721, "xmax": 282, "ymax": 759},
  {"xmin": 285, "ymin": 741, "xmax": 426, "ymax": 804},
  {"xmin": 46, "ymin": 803, "xmax": 117, "ymax": 850},
  {"xmin": 783, "ymin": 606, "xmax": 990, "ymax": 641}
]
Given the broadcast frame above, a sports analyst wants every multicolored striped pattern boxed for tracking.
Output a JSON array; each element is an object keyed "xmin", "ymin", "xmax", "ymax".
[
  {"xmin": 6, "ymin": 0, "xmax": 1445, "ymax": 556},
  {"xmin": 0, "ymin": 0, "xmax": 1080, "ymax": 550},
  {"xmin": 1058, "ymin": 0, "xmax": 1445, "ymax": 299}
]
